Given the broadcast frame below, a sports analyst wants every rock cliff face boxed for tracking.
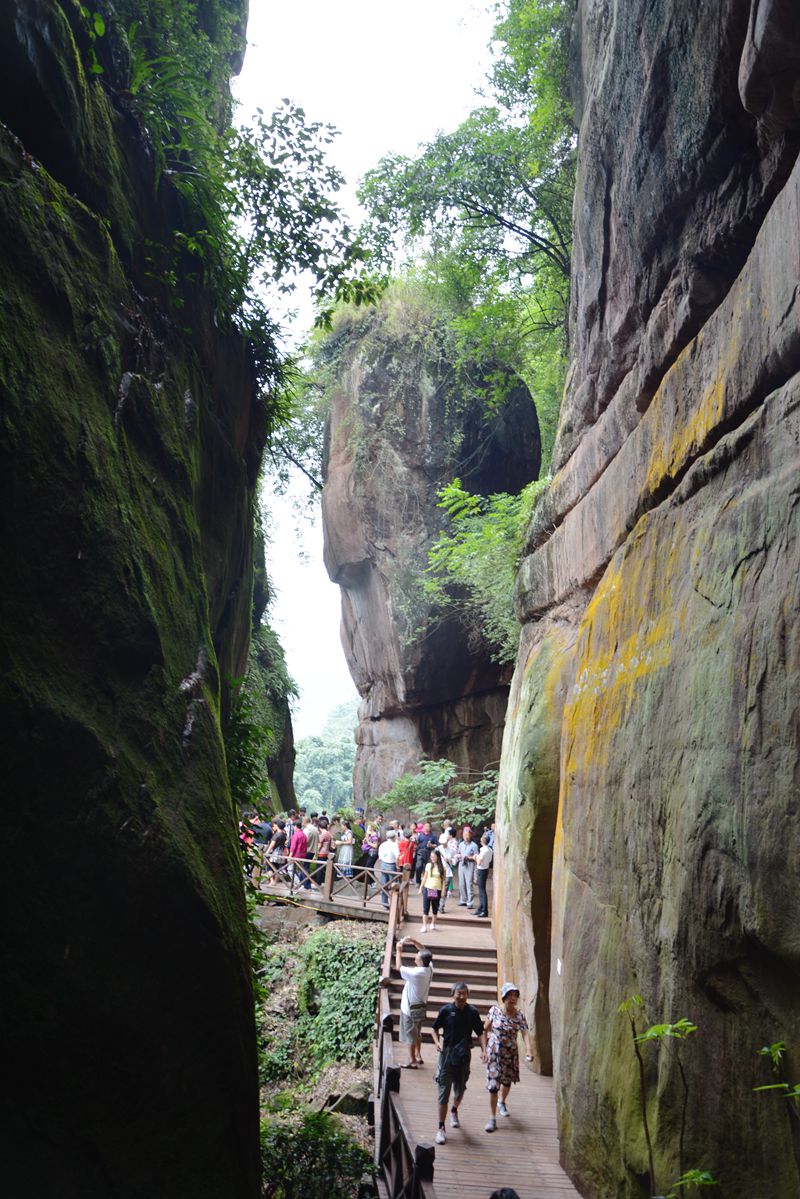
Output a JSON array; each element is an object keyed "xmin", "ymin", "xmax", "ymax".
[
  {"xmin": 0, "ymin": 5, "xmax": 266, "ymax": 1195},
  {"xmin": 497, "ymin": 1, "xmax": 800, "ymax": 1195},
  {"xmin": 321, "ymin": 292, "xmax": 540, "ymax": 801}
]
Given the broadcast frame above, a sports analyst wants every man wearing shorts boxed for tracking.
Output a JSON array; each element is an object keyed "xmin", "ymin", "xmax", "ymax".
[
  {"xmin": 395, "ymin": 937, "xmax": 433, "ymax": 1068},
  {"xmin": 431, "ymin": 982, "xmax": 486, "ymax": 1144}
]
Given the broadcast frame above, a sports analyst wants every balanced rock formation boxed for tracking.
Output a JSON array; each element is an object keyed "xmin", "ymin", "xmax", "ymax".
[
  {"xmin": 496, "ymin": 2, "xmax": 800, "ymax": 1196},
  {"xmin": 0, "ymin": 5, "xmax": 266, "ymax": 1195},
  {"xmin": 322, "ymin": 289, "xmax": 540, "ymax": 802}
]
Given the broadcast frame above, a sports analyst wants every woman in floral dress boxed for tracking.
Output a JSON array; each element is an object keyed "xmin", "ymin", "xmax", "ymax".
[{"xmin": 483, "ymin": 983, "xmax": 534, "ymax": 1132}]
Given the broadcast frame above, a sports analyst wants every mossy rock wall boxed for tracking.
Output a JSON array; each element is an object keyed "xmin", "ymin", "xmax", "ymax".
[
  {"xmin": 0, "ymin": 4, "xmax": 264, "ymax": 1195},
  {"xmin": 496, "ymin": 1, "xmax": 800, "ymax": 1195},
  {"xmin": 321, "ymin": 289, "xmax": 541, "ymax": 802}
]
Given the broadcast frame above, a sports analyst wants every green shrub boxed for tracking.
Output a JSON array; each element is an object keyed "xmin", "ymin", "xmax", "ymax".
[
  {"xmin": 297, "ymin": 927, "xmax": 383, "ymax": 1071},
  {"xmin": 261, "ymin": 1109, "xmax": 374, "ymax": 1199}
]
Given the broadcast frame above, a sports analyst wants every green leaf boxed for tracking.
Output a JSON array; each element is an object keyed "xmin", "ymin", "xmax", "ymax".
[{"xmin": 635, "ymin": 1017, "xmax": 698, "ymax": 1044}]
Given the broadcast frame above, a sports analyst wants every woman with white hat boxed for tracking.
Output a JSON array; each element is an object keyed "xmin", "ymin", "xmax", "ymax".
[{"xmin": 483, "ymin": 983, "xmax": 533, "ymax": 1132}]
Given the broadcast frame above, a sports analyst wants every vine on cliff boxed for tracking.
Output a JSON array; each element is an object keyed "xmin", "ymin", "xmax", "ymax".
[
  {"xmin": 424, "ymin": 476, "xmax": 550, "ymax": 663},
  {"xmin": 81, "ymin": 3, "xmax": 380, "ymax": 402}
]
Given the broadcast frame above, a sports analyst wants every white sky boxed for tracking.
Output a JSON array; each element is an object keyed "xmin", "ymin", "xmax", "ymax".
[{"xmin": 233, "ymin": 0, "xmax": 494, "ymax": 738}]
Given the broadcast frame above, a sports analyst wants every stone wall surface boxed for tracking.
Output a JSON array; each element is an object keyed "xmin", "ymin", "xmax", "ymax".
[
  {"xmin": 0, "ymin": 4, "xmax": 264, "ymax": 1196},
  {"xmin": 321, "ymin": 295, "xmax": 540, "ymax": 801},
  {"xmin": 496, "ymin": 1, "xmax": 800, "ymax": 1195}
]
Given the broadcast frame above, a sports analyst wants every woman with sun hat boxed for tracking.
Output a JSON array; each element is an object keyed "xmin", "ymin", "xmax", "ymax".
[{"xmin": 483, "ymin": 983, "xmax": 534, "ymax": 1132}]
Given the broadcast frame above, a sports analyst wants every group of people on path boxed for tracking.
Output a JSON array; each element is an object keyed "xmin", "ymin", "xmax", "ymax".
[
  {"xmin": 373, "ymin": 818, "xmax": 495, "ymax": 920},
  {"xmin": 395, "ymin": 937, "xmax": 533, "ymax": 1144},
  {"xmin": 242, "ymin": 807, "xmax": 496, "ymax": 918},
  {"xmin": 240, "ymin": 809, "xmax": 359, "ymax": 889}
]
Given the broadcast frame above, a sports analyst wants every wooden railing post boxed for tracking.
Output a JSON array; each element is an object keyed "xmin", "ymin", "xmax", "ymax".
[
  {"xmin": 323, "ymin": 856, "xmax": 334, "ymax": 901},
  {"xmin": 400, "ymin": 865, "xmax": 412, "ymax": 921},
  {"xmin": 251, "ymin": 847, "xmax": 263, "ymax": 887},
  {"xmin": 413, "ymin": 1143, "xmax": 435, "ymax": 1181},
  {"xmin": 385, "ymin": 1064, "xmax": 400, "ymax": 1093},
  {"xmin": 363, "ymin": 865, "xmax": 371, "ymax": 906}
]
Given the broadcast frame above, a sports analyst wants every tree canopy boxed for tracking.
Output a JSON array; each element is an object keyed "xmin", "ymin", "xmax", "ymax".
[
  {"xmin": 293, "ymin": 701, "xmax": 359, "ymax": 811},
  {"xmin": 356, "ymin": 0, "xmax": 575, "ymax": 469}
]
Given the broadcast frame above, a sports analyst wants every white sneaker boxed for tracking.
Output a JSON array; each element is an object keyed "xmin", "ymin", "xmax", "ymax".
[
  {"xmin": 485, "ymin": 1118, "xmax": 497, "ymax": 1133},
  {"xmin": 450, "ymin": 1108, "xmax": 460, "ymax": 1128},
  {"xmin": 498, "ymin": 1101, "xmax": 509, "ymax": 1117},
  {"xmin": 435, "ymin": 1127, "xmax": 446, "ymax": 1145},
  {"xmin": 420, "ymin": 924, "xmax": 427, "ymax": 932}
]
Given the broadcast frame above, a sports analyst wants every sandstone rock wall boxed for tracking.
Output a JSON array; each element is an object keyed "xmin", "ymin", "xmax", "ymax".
[
  {"xmin": 321, "ymin": 292, "xmax": 540, "ymax": 801},
  {"xmin": 497, "ymin": 2, "xmax": 800, "ymax": 1195},
  {"xmin": 0, "ymin": 4, "xmax": 265, "ymax": 1194}
]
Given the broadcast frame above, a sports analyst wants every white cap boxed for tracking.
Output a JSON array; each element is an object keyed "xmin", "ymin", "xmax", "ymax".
[{"xmin": 501, "ymin": 982, "xmax": 520, "ymax": 999}]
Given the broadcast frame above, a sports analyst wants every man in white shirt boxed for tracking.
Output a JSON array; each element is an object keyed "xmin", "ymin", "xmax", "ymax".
[
  {"xmin": 377, "ymin": 829, "xmax": 400, "ymax": 909},
  {"xmin": 395, "ymin": 936, "xmax": 433, "ymax": 1068},
  {"xmin": 474, "ymin": 832, "xmax": 493, "ymax": 917}
]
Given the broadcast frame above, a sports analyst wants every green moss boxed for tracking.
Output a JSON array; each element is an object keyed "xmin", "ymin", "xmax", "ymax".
[{"xmin": 0, "ymin": 105, "xmax": 263, "ymax": 1189}]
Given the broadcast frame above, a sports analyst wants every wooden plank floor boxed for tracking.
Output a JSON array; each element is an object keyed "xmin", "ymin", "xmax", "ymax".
[{"xmin": 392, "ymin": 892, "xmax": 583, "ymax": 1199}]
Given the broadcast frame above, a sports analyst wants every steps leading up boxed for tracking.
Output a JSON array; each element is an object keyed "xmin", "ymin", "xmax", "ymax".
[{"xmin": 387, "ymin": 892, "xmax": 498, "ymax": 1042}]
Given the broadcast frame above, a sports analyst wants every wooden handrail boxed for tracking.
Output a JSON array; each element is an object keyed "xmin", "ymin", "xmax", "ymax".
[
  {"xmin": 377, "ymin": 1064, "xmax": 437, "ymax": 1198},
  {"xmin": 381, "ymin": 886, "xmax": 400, "ymax": 984},
  {"xmin": 373, "ymin": 868, "xmax": 438, "ymax": 1198}
]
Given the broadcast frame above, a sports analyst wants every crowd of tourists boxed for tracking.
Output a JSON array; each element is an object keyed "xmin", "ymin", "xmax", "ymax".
[
  {"xmin": 239, "ymin": 807, "xmax": 495, "ymax": 918},
  {"xmin": 395, "ymin": 937, "xmax": 533, "ymax": 1146}
]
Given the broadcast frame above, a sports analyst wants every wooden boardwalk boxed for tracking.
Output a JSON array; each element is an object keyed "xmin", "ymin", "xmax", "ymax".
[
  {"xmin": 386, "ymin": 891, "xmax": 583, "ymax": 1199},
  {"xmin": 255, "ymin": 858, "xmax": 398, "ymax": 922}
]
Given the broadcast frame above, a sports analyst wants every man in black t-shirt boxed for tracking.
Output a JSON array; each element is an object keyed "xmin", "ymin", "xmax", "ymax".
[{"xmin": 431, "ymin": 982, "xmax": 486, "ymax": 1144}]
